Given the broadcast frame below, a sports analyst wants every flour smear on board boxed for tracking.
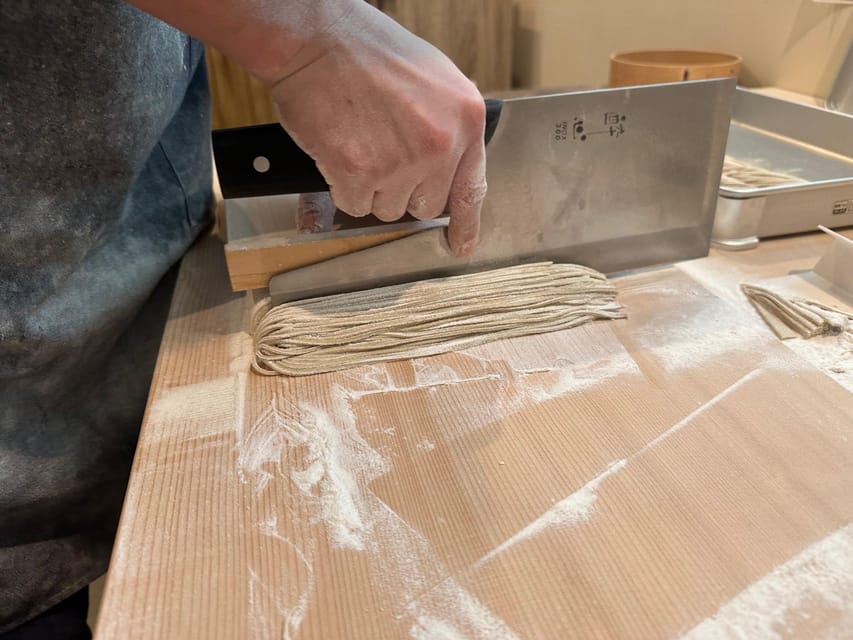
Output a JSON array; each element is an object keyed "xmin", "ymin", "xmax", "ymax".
[
  {"xmin": 475, "ymin": 459, "xmax": 627, "ymax": 569},
  {"xmin": 681, "ymin": 523, "xmax": 853, "ymax": 639},
  {"xmin": 338, "ymin": 352, "xmax": 641, "ymax": 448},
  {"xmin": 236, "ymin": 383, "xmax": 519, "ymax": 639},
  {"xmin": 476, "ymin": 370, "xmax": 761, "ymax": 568}
]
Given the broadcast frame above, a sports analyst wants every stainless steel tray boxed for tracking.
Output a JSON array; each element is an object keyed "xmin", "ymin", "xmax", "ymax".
[{"xmin": 712, "ymin": 88, "xmax": 853, "ymax": 250}]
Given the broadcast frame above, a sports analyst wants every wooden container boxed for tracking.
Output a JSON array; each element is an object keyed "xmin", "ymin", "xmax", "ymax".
[{"xmin": 610, "ymin": 49, "xmax": 741, "ymax": 87}]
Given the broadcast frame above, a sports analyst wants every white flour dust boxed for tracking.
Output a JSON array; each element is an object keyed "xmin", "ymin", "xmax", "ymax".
[
  {"xmin": 519, "ymin": 353, "xmax": 640, "ymax": 402},
  {"xmin": 638, "ymin": 308, "xmax": 763, "ymax": 373},
  {"xmin": 347, "ymin": 374, "xmax": 504, "ymax": 401},
  {"xmin": 474, "ymin": 459, "xmax": 627, "ymax": 569},
  {"xmin": 254, "ymin": 515, "xmax": 315, "ymax": 640},
  {"xmin": 404, "ymin": 577, "xmax": 519, "ymax": 640},
  {"xmin": 409, "ymin": 615, "xmax": 462, "ymax": 640},
  {"xmin": 237, "ymin": 383, "xmax": 519, "ymax": 638},
  {"xmin": 475, "ymin": 370, "xmax": 762, "ymax": 567},
  {"xmin": 278, "ymin": 395, "xmax": 386, "ymax": 551},
  {"xmin": 416, "ymin": 438, "xmax": 436, "ymax": 452},
  {"xmin": 623, "ymin": 276, "xmax": 783, "ymax": 373},
  {"xmin": 681, "ymin": 523, "xmax": 853, "ymax": 639},
  {"xmin": 146, "ymin": 374, "xmax": 247, "ymax": 443},
  {"xmin": 784, "ymin": 333, "xmax": 853, "ymax": 393},
  {"xmin": 236, "ymin": 401, "xmax": 289, "ymax": 496},
  {"xmin": 676, "ymin": 261, "xmax": 853, "ymax": 387},
  {"xmin": 248, "ymin": 564, "xmax": 311, "ymax": 640},
  {"xmin": 228, "ymin": 331, "xmax": 254, "ymax": 374},
  {"xmin": 340, "ymin": 348, "xmax": 643, "ymax": 445},
  {"xmin": 635, "ymin": 369, "xmax": 761, "ymax": 458},
  {"xmin": 412, "ymin": 359, "xmax": 469, "ymax": 386},
  {"xmin": 342, "ymin": 360, "xmax": 512, "ymax": 441}
]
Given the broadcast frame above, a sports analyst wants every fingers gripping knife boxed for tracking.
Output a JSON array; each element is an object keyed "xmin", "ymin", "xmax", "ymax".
[{"xmin": 213, "ymin": 79, "xmax": 736, "ymax": 303}]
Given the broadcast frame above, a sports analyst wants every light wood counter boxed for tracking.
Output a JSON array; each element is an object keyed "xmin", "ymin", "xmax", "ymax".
[{"xmin": 96, "ymin": 229, "xmax": 853, "ymax": 639}]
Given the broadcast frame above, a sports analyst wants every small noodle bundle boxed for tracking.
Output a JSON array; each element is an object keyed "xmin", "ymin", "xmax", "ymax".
[
  {"xmin": 251, "ymin": 262, "xmax": 626, "ymax": 376},
  {"xmin": 741, "ymin": 283, "xmax": 853, "ymax": 340},
  {"xmin": 721, "ymin": 156, "xmax": 804, "ymax": 189}
]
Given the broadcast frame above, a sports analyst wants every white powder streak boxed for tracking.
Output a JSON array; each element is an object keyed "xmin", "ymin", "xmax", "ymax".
[
  {"xmin": 637, "ymin": 368, "xmax": 761, "ymax": 458},
  {"xmin": 246, "ymin": 568, "xmax": 267, "ymax": 639},
  {"xmin": 238, "ymin": 384, "xmax": 518, "ymax": 637},
  {"xmin": 416, "ymin": 438, "xmax": 436, "ymax": 452},
  {"xmin": 474, "ymin": 460, "xmax": 627, "ymax": 569},
  {"xmin": 784, "ymin": 334, "xmax": 853, "ymax": 394},
  {"xmin": 475, "ymin": 370, "xmax": 762, "ymax": 567},
  {"xmin": 346, "ymin": 374, "xmax": 504, "ymax": 401},
  {"xmin": 412, "ymin": 359, "xmax": 467, "ymax": 386},
  {"xmin": 522, "ymin": 353, "xmax": 640, "ymax": 402},
  {"xmin": 405, "ymin": 579, "xmax": 519, "ymax": 640},
  {"xmin": 272, "ymin": 396, "xmax": 387, "ymax": 551},
  {"xmin": 409, "ymin": 615, "xmax": 464, "ymax": 640},
  {"xmin": 248, "ymin": 565, "xmax": 312, "ymax": 640},
  {"xmin": 236, "ymin": 402, "xmax": 288, "ymax": 495},
  {"xmin": 360, "ymin": 497, "xmax": 518, "ymax": 639},
  {"xmin": 257, "ymin": 515, "xmax": 315, "ymax": 640},
  {"xmin": 341, "ymin": 353, "xmax": 643, "ymax": 447},
  {"xmin": 681, "ymin": 523, "xmax": 853, "ymax": 639}
]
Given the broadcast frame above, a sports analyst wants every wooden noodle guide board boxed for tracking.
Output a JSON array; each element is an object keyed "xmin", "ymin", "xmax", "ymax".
[
  {"xmin": 97, "ymin": 231, "xmax": 853, "ymax": 639},
  {"xmin": 222, "ymin": 194, "xmax": 446, "ymax": 291}
]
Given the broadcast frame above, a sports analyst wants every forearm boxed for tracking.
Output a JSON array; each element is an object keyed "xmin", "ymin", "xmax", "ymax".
[{"xmin": 125, "ymin": 0, "xmax": 355, "ymax": 84}]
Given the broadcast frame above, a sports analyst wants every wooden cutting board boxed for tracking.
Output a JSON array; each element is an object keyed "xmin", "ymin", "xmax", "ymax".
[{"xmin": 95, "ymin": 231, "xmax": 853, "ymax": 639}]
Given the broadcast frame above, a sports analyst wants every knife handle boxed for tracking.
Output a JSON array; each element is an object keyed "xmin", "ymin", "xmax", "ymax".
[{"xmin": 212, "ymin": 98, "xmax": 503, "ymax": 200}]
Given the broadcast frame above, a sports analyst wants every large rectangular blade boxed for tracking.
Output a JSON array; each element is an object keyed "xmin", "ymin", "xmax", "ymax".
[{"xmin": 270, "ymin": 78, "xmax": 735, "ymax": 303}]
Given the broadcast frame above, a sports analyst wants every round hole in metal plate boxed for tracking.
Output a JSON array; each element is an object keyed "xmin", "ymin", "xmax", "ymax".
[{"xmin": 253, "ymin": 156, "xmax": 271, "ymax": 173}]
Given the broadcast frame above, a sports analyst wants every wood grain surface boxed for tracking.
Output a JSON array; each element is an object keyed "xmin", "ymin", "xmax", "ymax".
[
  {"xmin": 382, "ymin": 0, "xmax": 515, "ymax": 91},
  {"xmin": 206, "ymin": 47, "xmax": 278, "ymax": 129},
  {"xmin": 224, "ymin": 226, "xmax": 424, "ymax": 291},
  {"xmin": 96, "ymin": 231, "xmax": 853, "ymax": 639},
  {"xmin": 222, "ymin": 197, "xmax": 447, "ymax": 292}
]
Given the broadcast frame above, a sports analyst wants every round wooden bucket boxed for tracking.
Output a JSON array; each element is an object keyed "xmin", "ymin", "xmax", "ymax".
[{"xmin": 609, "ymin": 49, "xmax": 742, "ymax": 87}]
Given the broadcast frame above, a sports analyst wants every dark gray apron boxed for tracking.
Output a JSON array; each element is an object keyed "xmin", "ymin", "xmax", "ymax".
[{"xmin": 0, "ymin": 1, "xmax": 213, "ymax": 630}]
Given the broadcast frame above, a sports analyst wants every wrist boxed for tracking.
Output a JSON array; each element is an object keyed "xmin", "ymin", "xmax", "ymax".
[{"xmin": 239, "ymin": 0, "xmax": 363, "ymax": 86}]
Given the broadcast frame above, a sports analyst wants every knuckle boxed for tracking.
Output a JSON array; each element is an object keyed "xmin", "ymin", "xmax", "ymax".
[
  {"xmin": 461, "ymin": 94, "xmax": 486, "ymax": 129},
  {"xmin": 408, "ymin": 195, "xmax": 444, "ymax": 220},
  {"xmin": 339, "ymin": 154, "xmax": 375, "ymax": 180},
  {"xmin": 419, "ymin": 125, "xmax": 455, "ymax": 156},
  {"xmin": 335, "ymin": 142, "xmax": 382, "ymax": 182},
  {"xmin": 328, "ymin": 187, "xmax": 371, "ymax": 217},
  {"xmin": 409, "ymin": 103, "xmax": 456, "ymax": 158}
]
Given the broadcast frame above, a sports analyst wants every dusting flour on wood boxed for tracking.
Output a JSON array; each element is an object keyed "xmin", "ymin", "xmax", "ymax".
[
  {"xmin": 681, "ymin": 524, "xmax": 853, "ymax": 639},
  {"xmin": 236, "ymin": 383, "xmax": 519, "ymax": 638},
  {"xmin": 475, "ymin": 370, "xmax": 761, "ymax": 567},
  {"xmin": 474, "ymin": 459, "xmax": 627, "ymax": 569}
]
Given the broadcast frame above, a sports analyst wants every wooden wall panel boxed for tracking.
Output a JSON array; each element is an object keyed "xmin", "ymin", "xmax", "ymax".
[
  {"xmin": 206, "ymin": 1, "xmax": 515, "ymax": 129},
  {"xmin": 206, "ymin": 47, "xmax": 277, "ymax": 130},
  {"xmin": 382, "ymin": 0, "xmax": 514, "ymax": 91}
]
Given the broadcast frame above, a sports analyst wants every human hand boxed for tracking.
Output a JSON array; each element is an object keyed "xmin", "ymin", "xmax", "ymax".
[{"xmin": 269, "ymin": 1, "xmax": 486, "ymax": 256}]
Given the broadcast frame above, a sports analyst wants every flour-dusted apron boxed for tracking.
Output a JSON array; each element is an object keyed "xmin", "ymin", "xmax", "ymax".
[{"xmin": 0, "ymin": 1, "xmax": 213, "ymax": 630}]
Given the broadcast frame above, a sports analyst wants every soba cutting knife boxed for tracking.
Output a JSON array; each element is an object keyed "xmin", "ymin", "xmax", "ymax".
[{"xmin": 213, "ymin": 78, "xmax": 735, "ymax": 302}]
